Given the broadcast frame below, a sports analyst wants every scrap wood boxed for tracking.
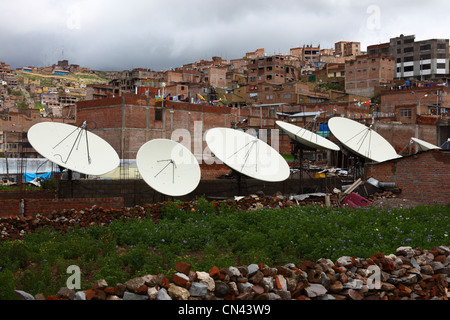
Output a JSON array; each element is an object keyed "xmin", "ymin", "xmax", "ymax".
[{"xmin": 338, "ymin": 178, "xmax": 362, "ymax": 202}]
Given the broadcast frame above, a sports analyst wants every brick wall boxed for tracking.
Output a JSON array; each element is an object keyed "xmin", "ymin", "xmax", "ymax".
[
  {"xmin": 0, "ymin": 199, "xmax": 20, "ymax": 217},
  {"xmin": 200, "ymin": 163, "xmax": 231, "ymax": 180},
  {"xmin": 365, "ymin": 150, "xmax": 450, "ymax": 204},
  {"xmin": 0, "ymin": 197, "xmax": 124, "ymax": 217},
  {"xmin": 374, "ymin": 122, "xmax": 438, "ymax": 153},
  {"xmin": 57, "ymin": 178, "xmax": 343, "ymax": 207},
  {"xmin": 0, "ymin": 189, "xmax": 57, "ymax": 200}
]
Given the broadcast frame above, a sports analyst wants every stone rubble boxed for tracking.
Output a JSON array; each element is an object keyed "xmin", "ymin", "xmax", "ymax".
[
  {"xmin": 14, "ymin": 247, "xmax": 450, "ymax": 301},
  {"xmin": 0, "ymin": 193, "xmax": 407, "ymax": 241}
]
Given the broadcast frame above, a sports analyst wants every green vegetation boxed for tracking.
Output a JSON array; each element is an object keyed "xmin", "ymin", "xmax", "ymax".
[
  {"xmin": 17, "ymin": 72, "xmax": 52, "ymax": 87},
  {"xmin": 73, "ymin": 73, "xmax": 110, "ymax": 84},
  {"xmin": 0, "ymin": 197, "xmax": 449, "ymax": 299},
  {"xmin": 7, "ymin": 88, "xmax": 23, "ymax": 96},
  {"xmin": 319, "ymin": 83, "xmax": 345, "ymax": 91},
  {"xmin": 34, "ymin": 102, "xmax": 45, "ymax": 110},
  {"xmin": 0, "ymin": 184, "xmax": 40, "ymax": 191},
  {"xmin": 282, "ymin": 154, "xmax": 296, "ymax": 161},
  {"xmin": 15, "ymin": 100, "xmax": 29, "ymax": 111}
]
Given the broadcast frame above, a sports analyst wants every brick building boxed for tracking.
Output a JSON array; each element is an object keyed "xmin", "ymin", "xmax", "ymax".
[
  {"xmin": 0, "ymin": 62, "xmax": 11, "ymax": 79},
  {"xmin": 86, "ymin": 83, "xmax": 119, "ymax": 100},
  {"xmin": 247, "ymin": 55, "xmax": 301, "ymax": 103},
  {"xmin": 0, "ymin": 109, "xmax": 75, "ymax": 162},
  {"xmin": 335, "ymin": 41, "xmax": 361, "ymax": 57},
  {"xmin": 290, "ymin": 45, "xmax": 322, "ymax": 66},
  {"xmin": 40, "ymin": 91, "xmax": 60, "ymax": 108},
  {"xmin": 245, "ymin": 48, "xmax": 265, "ymax": 59},
  {"xmin": 367, "ymin": 43, "xmax": 390, "ymax": 58},
  {"xmin": 229, "ymin": 58, "xmax": 248, "ymax": 73},
  {"xmin": 378, "ymin": 84, "xmax": 450, "ymax": 150},
  {"xmin": 75, "ymin": 93, "xmax": 281, "ymax": 160},
  {"xmin": 345, "ymin": 54, "xmax": 395, "ymax": 98},
  {"xmin": 380, "ymin": 84, "xmax": 450, "ymax": 117},
  {"xmin": 201, "ymin": 66, "xmax": 228, "ymax": 88}
]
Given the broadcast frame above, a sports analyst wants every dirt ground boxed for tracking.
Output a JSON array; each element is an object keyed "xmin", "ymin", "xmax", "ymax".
[{"xmin": 371, "ymin": 197, "xmax": 423, "ymax": 209}]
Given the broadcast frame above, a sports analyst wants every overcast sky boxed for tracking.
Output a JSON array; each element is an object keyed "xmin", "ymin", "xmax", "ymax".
[{"xmin": 1, "ymin": 0, "xmax": 449, "ymax": 71}]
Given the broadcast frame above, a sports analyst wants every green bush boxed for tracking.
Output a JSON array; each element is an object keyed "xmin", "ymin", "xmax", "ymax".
[{"xmin": 0, "ymin": 269, "xmax": 17, "ymax": 300}]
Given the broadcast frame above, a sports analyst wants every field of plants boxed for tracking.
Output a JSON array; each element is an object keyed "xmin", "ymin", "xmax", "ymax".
[{"xmin": 0, "ymin": 197, "xmax": 449, "ymax": 299}]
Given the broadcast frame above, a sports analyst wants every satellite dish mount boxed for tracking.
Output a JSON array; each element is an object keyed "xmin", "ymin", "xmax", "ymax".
[
  {"xmin": 53, "ymin": 121, "xmax": 92, "ymax": 168},
  {"xmin": 155, "ymin": 159, "xmax": 177, "ymax": 184}
]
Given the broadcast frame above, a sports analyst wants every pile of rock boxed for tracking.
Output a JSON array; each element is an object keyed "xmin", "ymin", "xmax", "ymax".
[
  {"xmin": 15, "ymin": 246, "xmax": 450, "ymax": 301},
  {"xmin": 0, "ymin": 205, "xmax": 159, "ymax": 241},
  {"xmin": 0, "ymin": 196, "xmax": 326, "ymax": 241},
  {"xmin": 368, "ymin": 191, "xmax": 397, "ymax": 202}
]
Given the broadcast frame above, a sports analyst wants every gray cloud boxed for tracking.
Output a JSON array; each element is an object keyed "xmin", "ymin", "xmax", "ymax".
[{"xmin": 1, "ymin": 0, "xmax": 449, "ymax": 71}]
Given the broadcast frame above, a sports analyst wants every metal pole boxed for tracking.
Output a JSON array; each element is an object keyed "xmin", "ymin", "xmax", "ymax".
[{"xmin": 4, "ymin": 131, "xmax": 10, "ymax": 182}]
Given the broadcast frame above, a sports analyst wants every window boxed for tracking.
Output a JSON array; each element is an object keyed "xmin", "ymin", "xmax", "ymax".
[
  {"xmin": 283, "ymin": 93, "xmax": 291, "ymax": 99},
  {"xmin": 437, "ymin": 63, "xmax": 446, "ymax": 69},
  {"xmin": 420, "ymin": 44, "xmax": 431, "ymax": 51},
  {"xmin": 404, "ymin": 66, "xmax": 414, "ymax": 72},
  {"xmin": 404, "ymin": 47, "xmax": 414, "ymax": 53},
  {"xmin": 400, "ymin": 109, "xmax": 411, "ymax": 118},
  {"xmin": 155, "ymin": 108, "xmax": 162, "ymax": 121},
  {"xmin": 266, "ymin": 94, "xmax": 273, "ymax": 100}
]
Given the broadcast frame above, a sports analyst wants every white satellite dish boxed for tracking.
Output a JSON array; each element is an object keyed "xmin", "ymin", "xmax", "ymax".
[
  {"xmin": 28, "ymin": 121, "xmax": 120, "ymax": 176},
  {"xmin": 205, "ymin": 127, "xmax": 290, "ymax": 182},
  {"xmin": 276, "ymin": 120, "xmax": 340, "ymax": 151},
  {"xmin": 328, "ymin": 117, "xmax": 401, "ymax": 163},
  {"xmin": 411, "ymin": 137, "xmax": 441, "ymax": 151},
  {"xmin": 136, "ymin": 139, "xmax": 201, "ymax": 197}
]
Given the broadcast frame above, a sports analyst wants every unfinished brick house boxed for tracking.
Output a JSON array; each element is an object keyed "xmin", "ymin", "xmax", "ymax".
[
  {"xmin": 345, "ymin": 54, "xmax": 395, "ymax": 98},
  {"xmin": 75, "ymin": 93, "xmax": 287, "ymax": 179},
  {"xmin": 365, "ymin": 149, "xmax": 450, "ymax": 205},
  {"xmin": 247, "ymin": 54, "xmax": 301, "ymax": 88}
]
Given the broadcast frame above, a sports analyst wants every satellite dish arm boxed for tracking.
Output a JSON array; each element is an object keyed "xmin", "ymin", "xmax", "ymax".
[
  {"xmin": 53, "ymin": 122, "xmax": 92, "ymax": 165},
  {"xmin": 155, "ymin": 159, "xmax": 177, "ymax": 184},
  {"xmin": 369, "ymin": 116, "xmax": 375, "ymax": 129}
]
